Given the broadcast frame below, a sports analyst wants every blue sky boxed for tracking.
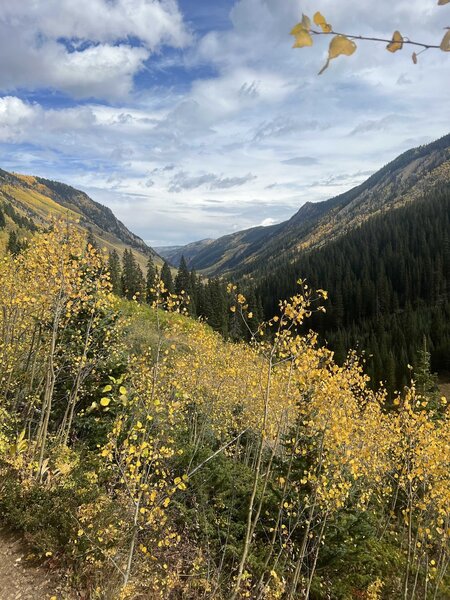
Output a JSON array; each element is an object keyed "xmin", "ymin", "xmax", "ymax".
[{"xmin": 0, "ymin": 0, "xmax": 448, "ymax": 246}]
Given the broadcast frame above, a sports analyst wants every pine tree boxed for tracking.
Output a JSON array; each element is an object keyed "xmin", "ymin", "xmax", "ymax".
[
  {"xmin": 0, "ymin": 207, "xmax": 5, "ymax": 229},
  {"xmin": 414, "ymin": 337, "xmax": 440, "ymax": 412},
  {"xmin": 161, "ymin": 262, "xmax": 174, "ymax": 295},
  {"xmin": 7, "ymin": 230, "xmax": 22, "ymax": 255},
  {"xmin": 175, "ymin": 256, "xmax": 195, "ymax": 313},
  {"xmin": 108, "ymin": 250, "xmax": 122, "ymax": 296},
  {"xmin": 175, "ymin": 256, "xmax": 190, "ymax": 294},
  {"xmin": 122, "ymin": 250, "xmax": 145, "ymax": 301}
]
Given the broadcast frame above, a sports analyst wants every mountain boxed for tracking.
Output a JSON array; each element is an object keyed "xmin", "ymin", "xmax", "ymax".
[
  {"xmin": 183, "ymin": 134, "xmax": 450, "ymax": 278},
  {"xmin": 257, "ymin": 184, "xmax": 450, "ymax": 390},
  {"xmin": 0, "ymin": 169, "xmax": 161, "ymax": 268},
  {"xmin": 155, "ymin": 238, "xmax": 215, "ymax": 267}
]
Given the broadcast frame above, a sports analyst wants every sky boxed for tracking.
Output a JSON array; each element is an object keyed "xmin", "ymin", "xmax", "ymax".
[{"xmin": 0, "ymin": 0, "xmax": 448, "ymax": 247}]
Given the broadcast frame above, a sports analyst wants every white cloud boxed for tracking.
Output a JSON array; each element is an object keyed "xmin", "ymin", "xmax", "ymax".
[
  {"xmin": 168, "ymin": 170, "xmax": 256, "ymax": 192},
  {"xmin": 0, "ymin": 0, "xmax": 448, "ymax": 245},
  {"xmin": 0, "ymin": 0, "xmax": 190, "ymax": 100},
  {"xmin": 0, "ymin": 0, "xmax": 190, "ymax": 48},
  {"xmin": 260, "ymin": 217, "xmax": 277, "ymax": 227}
]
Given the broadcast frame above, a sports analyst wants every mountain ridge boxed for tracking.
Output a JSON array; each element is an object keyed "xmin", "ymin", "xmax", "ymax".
[
  {"xmin": 175, "ymin": 134, "xmax": 450, "ymax": 278},
  {"xmin": 0, "ymin": 169, "xmax": 162, "ymax": 269}
]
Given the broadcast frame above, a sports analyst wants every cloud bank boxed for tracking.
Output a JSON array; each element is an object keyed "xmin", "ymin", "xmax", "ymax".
[{"xmin": 0, "ymin": 0, "xmax": 448, "ymax": 245}]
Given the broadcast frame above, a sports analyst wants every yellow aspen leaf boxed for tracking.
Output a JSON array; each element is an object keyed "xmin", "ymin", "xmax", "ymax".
[
  {"xmin": 119, "ymin": 385, "xmax": 127, "ymax": 395},
  {"xmin": 293, "ymin": 29, "xmax": 313, "ymax": 48},
  {"xmin": 100, "ymin": 397, "xmax": 111, "ymax": 407},
  {"xmin": 386, "ymin": 31, "xmax": 404, "ymax": 53},
  {"xmin": 440, "ymin": 30, "xmax": 450, "ymax": 51},
  {"xmin": 290, "ymin": 22, "xmax": 306, "ymax": 36},
  {"xmin": 313, "ymin": 11, "xmax": 332, "ymax": 33},
  {"xmin": 319, "ymin": 35, "xmax": 356, "ymax": 74},
  {"xmin": 301, "ymin": 13, "xmax": 311, "ymax": 31},
  {"xmin": 329, "ymin": 36, "xmax": 357, "ymax": 59}
]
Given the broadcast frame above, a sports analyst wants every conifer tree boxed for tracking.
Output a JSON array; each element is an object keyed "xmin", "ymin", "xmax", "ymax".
[
  {"xmin": 7, "ymin": 230, "xmax": 22, "ymax": 255},
  {"xmin": 175, "ymin": 256, "xmax": 195, "ymax": 314},
  {"xmin": 175, "ymin": 256, "xmax": 190, "ymax": 295},
  {"xmin": 414, "ymin": 337, "xmax": 441, "ymax": 412},
  {"xmin": 122, "ymin": 249, "xmax": 145, "ymax": 301},
  {"xmin": 108, "ymin": 250, "xmax": 122, "ymax": 296},
  {"xmin": 161, "ymin": 261, "xmax": 174, "ymax": 295}
]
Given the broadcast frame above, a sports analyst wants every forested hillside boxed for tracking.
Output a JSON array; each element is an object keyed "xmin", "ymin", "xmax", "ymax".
[
  {"xmin": 256, "ymin": 183, "xmax": 450, "ymax": 394},
  {"xmin": 182, "ymin": 134, "xmax": 450, "ymax": 278},
  {"xmin": 0, "ymin": 223, "xmax": 448, "ymax": 599},
  {"xmin": 0, "ymin": 169, "xmax": 161, "ymax": 269},
  {"xmin": 157, "ymin": 136, "xmax": 450, "ymax": 393}
]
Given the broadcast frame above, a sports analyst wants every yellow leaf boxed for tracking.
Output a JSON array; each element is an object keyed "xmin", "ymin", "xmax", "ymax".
[
  {"xmin": 328, "ymin": 35, "xmax": 357, "ymax": 59},
  {"xmin": 438, "ymin": 0, "xmax": 450, "ymax": 4},
  {"xmin": 386, "ymin": 31, "xmax": 403, "ymax": 53},
  {"xmin": 440, "ymin": 30, "xmax": 450, "ymax": 52},
  {"xmin": 100, "ymin": 397, "xmax": 111, "ymax": 407},
  {"xmin": 313, "ymin": 11, "xmax": 332, "ymax": 33},
  {"xmin": 412, "ymin": 52, "xmax": 418, "ymax": 64},
  {"xmin": 290, "ymin": 22, "xmax": 306, "ymax": 36},
  {"xmin": 301, "ymin": 13, "xmax": 311, "ymax": 31},
  {"xmin": 119, "ymin": 385, "xmax": 127, "ymax": 395},
  {"xmin": 319, "ymin": 35, "xmax": 357, "ymax": 74}
]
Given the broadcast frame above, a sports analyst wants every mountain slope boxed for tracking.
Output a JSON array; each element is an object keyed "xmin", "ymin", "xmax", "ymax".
[
  {"xmin": 185, "ymin": 134, "xmax": 450, "ymax": 277},
  {"xmin": 155, "ymin": 238, "xmax": 215, "ymax": 267},
  {"xmin": 256, "ymin": 181, "xmax": 450, "ymax": 393},
  {"xmin": 0, "ymin": 169, "xmax": 161, "ymax": 268}
]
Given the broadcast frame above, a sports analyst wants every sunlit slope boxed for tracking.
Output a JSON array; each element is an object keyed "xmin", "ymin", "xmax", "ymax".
[
  {"xmin": 185, "ymin": 133, "xmax": 450, "ymax": 278},
  {"xmin": 0, "ymin": 169, "xmax": 161, "ymax": 269}
]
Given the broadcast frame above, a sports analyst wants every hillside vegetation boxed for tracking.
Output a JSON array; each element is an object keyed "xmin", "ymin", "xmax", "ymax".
[
  {"xmin": 0, "ymin": 169, "xmax": 161, "ymax": 270},
  {"xmin": 0, "ymin": 223, "xmax": 448, "ymax": 599},
  {"xmin": 181, "ymin": 134, "xmax": 450, "ymax": 278},
  {"xmin": 257, "ymin": 183, "xmax": 450, "ymax": 395}
]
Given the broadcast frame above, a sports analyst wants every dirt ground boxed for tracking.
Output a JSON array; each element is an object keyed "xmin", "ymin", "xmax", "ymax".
[{"xmin": 0, "ymin": 527, "xmax": 70, "ymax": 600}]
